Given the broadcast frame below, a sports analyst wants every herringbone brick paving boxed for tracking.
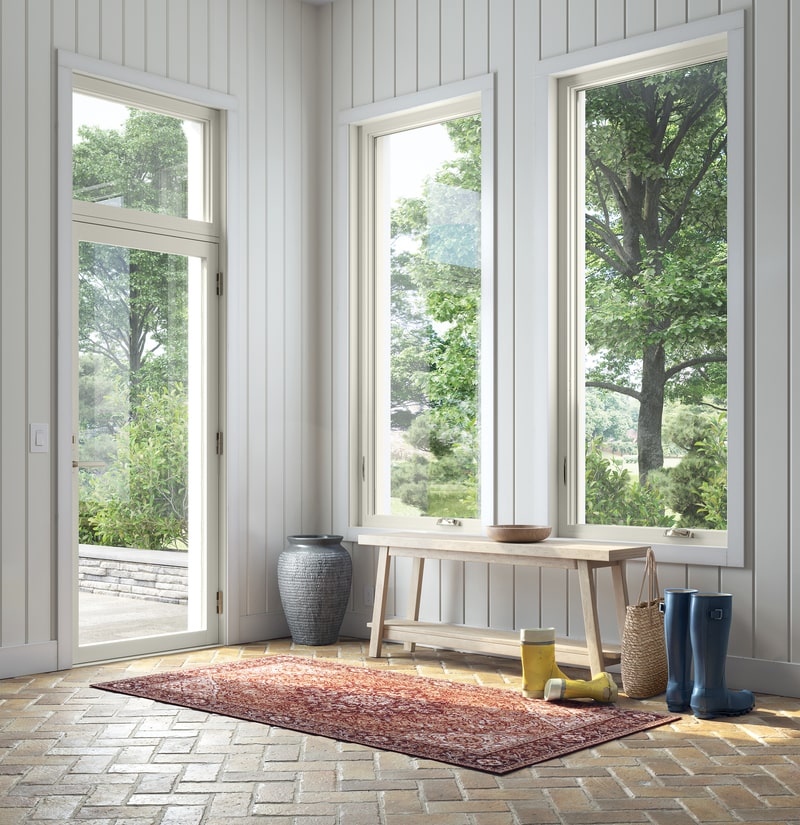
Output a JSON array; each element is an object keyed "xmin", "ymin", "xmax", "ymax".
[{"xmin": 0, "ymin": 638, "xmax": 798, "ymax": 824}]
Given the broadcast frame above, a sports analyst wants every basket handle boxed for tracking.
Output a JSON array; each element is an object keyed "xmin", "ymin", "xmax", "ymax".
[{"xmin": 635, "ymin": 548, "xmax": 660, "ymax": 604}]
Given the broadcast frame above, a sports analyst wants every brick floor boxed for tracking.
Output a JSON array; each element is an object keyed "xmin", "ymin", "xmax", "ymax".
[{"xmin": 1, "ymin": 638, "xmax": 798, "ymax": 824}]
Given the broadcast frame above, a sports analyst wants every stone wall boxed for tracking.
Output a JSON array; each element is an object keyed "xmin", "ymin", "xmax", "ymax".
[{"xmin": 78, "ymin": 546, "xmax": 189, "ymax": 605}]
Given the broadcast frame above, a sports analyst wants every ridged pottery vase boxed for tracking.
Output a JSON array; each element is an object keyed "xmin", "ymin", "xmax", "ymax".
[{"xmin": 278, "ymin": 535, "xmax": 353, "ymax": 646}]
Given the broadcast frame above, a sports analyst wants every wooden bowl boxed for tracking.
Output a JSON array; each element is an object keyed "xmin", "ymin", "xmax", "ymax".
[{"xmin": 486, "ymin": 524, "xmax": 552, "ymax": 543}]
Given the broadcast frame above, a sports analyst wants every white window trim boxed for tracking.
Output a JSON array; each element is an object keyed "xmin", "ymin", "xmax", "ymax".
[
  {"xmin": 334, "ymin": 74, "xmax": 495, "ymax": 540},
  {"xmin": 56, "ymin": 51, "xmax": 241, "ymax": 668},
  {"xmin": 534, "ymin": 11, "xmax": 746, "ymax": 567}
]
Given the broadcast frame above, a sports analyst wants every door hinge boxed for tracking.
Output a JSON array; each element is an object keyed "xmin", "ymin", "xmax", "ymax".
[
  {"xmin": 216, "ymin": 591, "xmax": 223, "ymax": 614},
  {"xmin": 216, "ymin": 432, "xmax": 224, "ymax": 455},
  {"xmin": 216, "ymin": 272, "xmax": 224, "ymax": 296}
]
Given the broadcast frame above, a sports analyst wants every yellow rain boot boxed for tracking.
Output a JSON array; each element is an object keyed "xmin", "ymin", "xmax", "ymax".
[
  {"xmin": 544, "ymin": 671, "xmax": 619, "ymax": 703},
  {"xmin": 520, "ymin": 628, "xmax": 568, "ymax": 698}
]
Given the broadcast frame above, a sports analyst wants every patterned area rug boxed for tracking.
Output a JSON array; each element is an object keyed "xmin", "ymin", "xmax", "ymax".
[{"xmin": 91, "ymin": 654, "xmax": 678, "ymax": 774}]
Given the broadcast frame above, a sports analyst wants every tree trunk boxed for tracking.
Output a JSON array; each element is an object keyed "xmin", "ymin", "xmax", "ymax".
[{"xmin": 637, "ymin": 342, "xmax": 666, "ymax": 485}]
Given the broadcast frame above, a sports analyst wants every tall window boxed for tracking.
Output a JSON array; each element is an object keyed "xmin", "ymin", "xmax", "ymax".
[
  {"xmin": 349, "ymin": 84, "xmax": 492, "ymax": 531},
  {"xmin": 554, "ymin": 23, "xmax": 744, "ymax": 560},
  {"xmin": 72, "ymin": 75, "xmax": 220, "ymax": 561}
]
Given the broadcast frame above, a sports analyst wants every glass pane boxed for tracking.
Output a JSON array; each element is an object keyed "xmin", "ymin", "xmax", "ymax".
[
  {"xmin": 580, "ymin": 60, "xmax": 728, "ymax": 530},
  {"xmin": 77, "ymin": 241, "xmax": 203, "ymax": 643},
  {"xmin": 375, "ymin": 115, "xmax": 482, "ymax": 519},
  {"xmin": 72, "ymin": 92, "xmax": 206, "ymax": 220}
]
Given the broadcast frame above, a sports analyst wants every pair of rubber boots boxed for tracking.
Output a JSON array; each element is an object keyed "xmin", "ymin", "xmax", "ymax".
[
  {"xmin": 520, "ymin": 628, "xmax": 617, "ymax": 702},
  {"xmin": 662, "ymin": 590, "xmax": 754, "ymax": 719}
]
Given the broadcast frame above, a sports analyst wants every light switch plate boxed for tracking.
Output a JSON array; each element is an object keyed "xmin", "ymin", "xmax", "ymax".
[{"xmin": 30, "ymin": 423, "xmax": 49, "ymax": 453}]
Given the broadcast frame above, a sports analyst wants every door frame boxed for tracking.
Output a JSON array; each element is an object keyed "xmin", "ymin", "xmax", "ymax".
[
  {"xmin": 56, "ymin": 51, "xmax": 241, "ymax": 669},
  {"xmin": 71, "ymin": 225, "xmax": 220, "ymax": 664}
]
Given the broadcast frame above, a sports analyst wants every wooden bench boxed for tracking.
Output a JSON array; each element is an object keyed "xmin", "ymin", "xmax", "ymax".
[{"xmin": 359, "ymin": 532, "xmax": 649, "ymax": 676}]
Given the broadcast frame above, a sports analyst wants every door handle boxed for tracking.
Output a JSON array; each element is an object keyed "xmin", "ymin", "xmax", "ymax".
[{"xmin": 72, "ymin": 460, "xmax": 105, "ymax": 469}]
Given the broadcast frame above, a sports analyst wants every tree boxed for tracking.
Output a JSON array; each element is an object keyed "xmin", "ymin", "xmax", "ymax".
[
  {"xmin": 583, "ymin": 61, "xmax": 728, "ymax": 486},
  {"xmin": 75, "ymin": 109, "xmax": 190, "ymax": 404},
  {"xmin": 74, "ymin": 106, "xmax": 191, "ymax": 548},
  {"xmin": 389, "ymin": 115, "xmax": 482, "ymax": 516}
]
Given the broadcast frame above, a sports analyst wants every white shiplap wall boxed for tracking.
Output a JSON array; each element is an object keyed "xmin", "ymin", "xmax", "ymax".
[
  {"xmin": 328, "ymin": 0, "xmax": 800, "ymax": 698},
  {"xmin": 2, "ymin": 0, "xmax": 799, "ymax": 697},
  {"xmin": 0, "ymin": 0, "xmax": 324, "ymax": 677}
]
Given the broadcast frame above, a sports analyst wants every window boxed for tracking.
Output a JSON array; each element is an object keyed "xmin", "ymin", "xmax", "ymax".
[
  {"xmin": 540, "ymin": 14, "xmax": 745, "ymax": 564},
  {"xmin": 344, "ymin": 77, "xmax": 494, "ymax": 532}
]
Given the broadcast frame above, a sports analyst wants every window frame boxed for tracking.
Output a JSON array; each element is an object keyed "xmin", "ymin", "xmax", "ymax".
[
  {"xmin": 71, "ymin": 74, "xmax": 221, "ymax": 241},
  {"xmin": 536, "ymin": 12, "xmax": 746, "ymax": 567},
  {"xmin": 56, "ymin": 50, "xmax": 239, "ymax": 669},
  {"xmin": 337, "ymin": 75, "xmax": 495, "ymax": 537}
]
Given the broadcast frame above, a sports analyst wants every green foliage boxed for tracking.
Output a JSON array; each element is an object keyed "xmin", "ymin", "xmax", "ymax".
[
  {"xmin": 75, "ymin": 107, "xmax": 192, "ymax": 550},
  {"xmin": 73, "ymin": 108, "xmax": 189, "ymax": 215},
  {"xmin": 390, "ymin": 437, "xmax": 478, "ymax": 519},
  {"xmin": 584, "ymin": 438, "xmax": 674, "ymax": 527},
  {"xmin": 389, "ymin": 115, "xmax": 482, "ymax": 518},
  {"xmin": 80, "ymin": 386, "xmax": 189, "ymax": 550},
  {"xmin": 584, "ymin": 60, "xmax": 729, "ymax": 486},
  {"xmin": 652, "ymin": 410, "xmax": 728, "ymax": 529}
]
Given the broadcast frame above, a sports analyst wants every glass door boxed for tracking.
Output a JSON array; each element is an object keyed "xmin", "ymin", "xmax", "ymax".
[{"xmin": 73, "ymin": 225, "xmax": 219, "ymax": 663}]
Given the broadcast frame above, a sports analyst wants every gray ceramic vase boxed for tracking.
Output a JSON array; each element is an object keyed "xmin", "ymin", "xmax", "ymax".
[{"xmin": 278, "ymin": 534, "xmax": 353, "ymax": 646}]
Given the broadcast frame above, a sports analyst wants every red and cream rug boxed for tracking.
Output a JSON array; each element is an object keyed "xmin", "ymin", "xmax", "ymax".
[{"xmin": 92, "ymin": 654, "xmax": 678, "ymax": 774}]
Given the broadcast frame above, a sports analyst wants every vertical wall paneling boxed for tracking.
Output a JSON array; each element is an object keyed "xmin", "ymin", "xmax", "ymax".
[
  {"xmin": 373, "ymin": 0, "xmax": 395, "ymax": 101},
  {"xmin": 461, "ymin": 1, "xmax": 489, "ymax": 631},
  {"xmin": 166, "ymin": 0, "xmax": 189, "ymax": 82},
  {"xmin": 351, "ymin": 0, "xmax": 374, "ymax": 106},
  {"xmin": 440, "ymin": 0, "xmax": 472, "ymax": 626},
  {"xmin": 690, "ymin": 0, "xmax": 724, "ymax": 21},
  {"xmin": 303, "ymin": 2, "xmax": 333, "ymax": 532},
  {"xmin": 568, "ymin": 0, "xmax": 597, "ymax": 52},
  {"xmin": 208, "ymin": 0, "xmax": 229, "ymax": 93},
  {"xmin": 76, "ymin": 0, "xmax": 101, "ymax": 58},
  {"xmin": 657, "ymin": 0, "xmax": 689, "ymax": 30},
  {"xmin": 100, "ymin": 0, "xmax": 124, "ymax": 63},
  {"xmin": 791, "ymin": 0, "xmax": 800, "ymax": 666},
  {"xmin": 539, "ymin": 2, "xmax": 567, "ymax": 60},
  {"xmin": 440, "ymin": 0, "xmax": 464, "ymax": 85},
  {"xmin": 625, "ymin": 0, "xmax": 657, "ymax": 37},
  {"xmin": 145, "ymin": 0, "xmax": 168, "ymax": 77},
  {"xmin": 188, "ymin": 0, "xmax": 210, "ymax": 89},
  {"xmin": 2, "ymin": 0, "xmax": 800, "ymax": 692},
  {"xmin": 417, "ymin": 0, "xmax": 440, "ymax": 90},
  {"xmin": 245, "ymin": 0, "xmax": 268, "ymax": 617},
  {"xmin": 225, "ymin": 0, "xmax": 249, "ymax": 634},
  {"xmin": 595, "ymin": 0, "xmax": 626, "ymax": 46},
  {"xmin": 27, "ymin": 0, "xmax": 53, "ymax": 645},
  {"xmin": 464, "ymin": 0, "xmax": 489, "ymax": 77},
  {"xmin": 53, "ymin": 1, "xmax": 77, "ymax": 51},
  {"xmin": 752, "ymin": 0, "xmax": 791, "ymax": 663},
  {"xmin": 394, "ymin": 0, "xmax": 417, "ymax": 97},
  {"xmin": 1, "ymin": 0, "xmax": 28, "ymax": 648},
  {"xmin": 285, "ymin": 0, "xmax": 305, "ymax": 537},
  {"xmin": 488, "ymin": 0, "xmax": 515, "ymax": 631},
  {"xmin": 123, "ymin": 1, "xmax": 146, "ymax": 71},
  {"xmin": 513, "ymin": 0, "xmax": 543, "ymax": 630}
]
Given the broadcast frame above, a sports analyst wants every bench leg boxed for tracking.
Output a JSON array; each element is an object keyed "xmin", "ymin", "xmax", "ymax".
[
  {"xmin": 403, "ymin": 556, "xmax": 425, "ymax": 652},
  {"xmin": 368, "ymin": 546, "xmax": 391, "ymax": 658},
  {"xmin": 577, "ymin": 560, "xmax": 605, "ymax": 677}
]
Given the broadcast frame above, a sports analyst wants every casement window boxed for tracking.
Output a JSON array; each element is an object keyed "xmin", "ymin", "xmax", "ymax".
[
  {"xmin": 343, "ymin": 77, "xmax": 494, "ymax": 532},
  {"xmin": 539, "ymin": 13, "xmax": 745, "ymax": 565}
]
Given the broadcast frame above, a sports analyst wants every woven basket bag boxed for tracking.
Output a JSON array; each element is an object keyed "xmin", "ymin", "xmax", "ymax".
[{"xmin": 620, "ymin": 548, "xmax": 668, "ymax": 699}]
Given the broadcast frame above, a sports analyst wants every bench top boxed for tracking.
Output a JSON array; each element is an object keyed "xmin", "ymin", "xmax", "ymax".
[{"xmin": 357, "ymin": 532, "xmax": 649, "ymax": 563}]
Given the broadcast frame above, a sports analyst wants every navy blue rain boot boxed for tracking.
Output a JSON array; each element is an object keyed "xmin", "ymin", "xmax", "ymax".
[
  {"xmin": 689, "ymin": 592, "xmax": 755, "ymax": 720},
  {"xmin": 661, "ymin": 588, "xmax": 697, "ymax": 712}
]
